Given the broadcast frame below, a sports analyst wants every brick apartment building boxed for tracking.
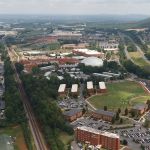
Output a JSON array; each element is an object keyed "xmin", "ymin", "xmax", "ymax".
[
  {"xmin": 132, "ymin": 103, "xmax": 148, "ymax": 115},
  {"xmin": 92, "ymin": 109, "xmax": 116, "ymax": 122},
  {"xmin": 75, "ymin": 126, "xmax": 120, "ymax": 150},
  {"xmin": 63, "ymin": 109, "xmax": 83, "ymax": 122}
]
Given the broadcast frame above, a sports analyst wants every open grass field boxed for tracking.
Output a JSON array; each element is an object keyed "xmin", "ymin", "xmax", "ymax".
[
  {"xmin": 59, "ymin": 132, "xmax": 74, "ymax": 150},
  {"xmin": 89, "ymin": 81, "xmax": 150, "ymax": 111},
  {"xmin": 0, "ymin": 126, "xmax": 27, "ymax": 150}
]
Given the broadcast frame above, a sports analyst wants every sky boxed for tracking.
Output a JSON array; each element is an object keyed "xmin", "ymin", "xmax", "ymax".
[{"xmin": 0, "ymin": 0, "xmax": 150, "ymax": 15}]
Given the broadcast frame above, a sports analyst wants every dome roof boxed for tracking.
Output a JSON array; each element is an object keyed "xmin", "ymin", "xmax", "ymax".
[{"xmin": 81, "ymin": 57, "xmax": 103, "ymax": 67}]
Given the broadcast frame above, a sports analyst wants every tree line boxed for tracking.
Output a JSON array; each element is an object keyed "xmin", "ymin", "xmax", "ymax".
[
  {"xmin": 20, "ymin": 74, "xmax": 74, "ymax": 150},
  {"xmin": 123, "ymin": 60, "xmax": 150, "ymax": 79},
  {"xmin": 0, "ymin": 45, "xmax": 33, "ymax": 150}
]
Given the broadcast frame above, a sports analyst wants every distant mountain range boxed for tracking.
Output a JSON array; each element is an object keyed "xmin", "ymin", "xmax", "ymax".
[
  {"xmin": 0, "ymin": 14, "xmax": 149, "ymax": 24},
  {"xmin": 137, "ymin": 17, "xmax": 150, "ymax": 28},
  {"xmin": 0, "ymin": 14, "xmax": 150, "ymax": 29}
]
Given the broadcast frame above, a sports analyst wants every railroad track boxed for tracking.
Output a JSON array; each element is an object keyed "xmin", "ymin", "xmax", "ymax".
[{"xmin": 9, "ymin": 50, "xmax": 48, "ymax": 150}]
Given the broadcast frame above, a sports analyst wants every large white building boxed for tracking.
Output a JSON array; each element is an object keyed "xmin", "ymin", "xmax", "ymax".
[{"xmin": 81, "ymin": 57, "xmax": 103, "ymax": 67}]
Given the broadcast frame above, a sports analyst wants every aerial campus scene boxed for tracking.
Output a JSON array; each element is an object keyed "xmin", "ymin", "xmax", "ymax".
[{"xmin": 0, "ymin": 0, "xmax": 150, "ymax": 150}]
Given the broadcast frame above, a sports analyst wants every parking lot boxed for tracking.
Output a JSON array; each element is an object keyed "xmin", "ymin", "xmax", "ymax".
[
  {"xmin": 71, "ymin": 117, "xmax": 111, "ymax": 131},
  {"xmin": 111, "ymin": 127, "xmax": 150, "ymax": 150},
  {"xmin": 58, "ymin": 98, "xmax": 86, "ymax": 110}
]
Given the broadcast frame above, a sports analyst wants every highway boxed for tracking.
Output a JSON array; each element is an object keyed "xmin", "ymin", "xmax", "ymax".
[
  {"xmin": 120, "ymin": 32, "xmax": 150, "ymax": 64},
  {"xmin": 8, "ymin": 50, "xmax": 48, "ymax": 150}
]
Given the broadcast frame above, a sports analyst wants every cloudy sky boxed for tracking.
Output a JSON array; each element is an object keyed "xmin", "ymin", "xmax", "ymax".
[{"xmin": 0, "ymin": 0, "xmax": 150, "ymax": 15}]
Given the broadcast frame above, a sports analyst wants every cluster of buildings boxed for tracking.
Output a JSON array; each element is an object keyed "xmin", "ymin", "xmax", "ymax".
[
  {"xmin": 51, "ymin": 30, "xmax": 82, "ymax": 40},
  {"xmin": 58, "ymin": 84, "xmax": 79, "ymax": 97},
  {"xmin": 99, "ymin": 41, "xmax": 119, "ymax": 52},
  {"xmin": 20, "ymin": 57, "xmax": 79, "ymax": 72},
  {"xmin": 58, "ymin": 81, "xmax": 107, "ymax": 98},
  {"xmin": 87, "ymin": 81, "xmax": 107, "ymax": 95}
]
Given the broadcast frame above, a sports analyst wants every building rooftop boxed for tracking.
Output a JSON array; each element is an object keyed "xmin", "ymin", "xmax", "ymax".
[
  {"xmin": 81, "ymin": 57, "xmax": 103, "ymax": 67},
  {"xmin": 132, "ymin": 103, "xmax": 148, "ymax": 111},
  {"xmin": 71, "ymin": 84, "xmax": 78, "ymax": 93},
  {"xmin": 103, "ymin": 72, "xmax": 120, "ymax": 77},
  {"xmin": 99, "ymin": 82, "xmax": 106, "ymax": 90},
  {"xmin": 58, "ymin": 84, "xmax": 66, "ymax": 93},
  {"xmin": 94, "ymin": 109, "xmax": 116, "ymax": 117},
  {"xmin": 93, "ymin": 73, "xmax": 112, "ymax": 78},
  {"xmin": 77, "ymin": 126, "xmax": 119, "ymax": 139},
  {"xmin": 87, "ymin": 81, "xmax": 93, "ymax": 90},
  {"xmin": 63, "ymin": 109, "xmax": 82, "ymax": 117}
]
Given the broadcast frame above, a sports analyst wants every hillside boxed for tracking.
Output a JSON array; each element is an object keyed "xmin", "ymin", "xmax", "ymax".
[{"xmin": 137, "ymin": 17, "xmax": 150, "ymax": 28}]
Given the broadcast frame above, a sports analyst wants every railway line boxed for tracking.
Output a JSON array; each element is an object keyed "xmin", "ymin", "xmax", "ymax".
[{"xmin": 8, "ymin": 50, "xmax": 48, "ymax": 150}]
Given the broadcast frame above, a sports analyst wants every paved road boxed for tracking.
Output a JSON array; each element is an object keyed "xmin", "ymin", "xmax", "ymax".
[
  {"xmin": 119, "ymin": 32, "xmax": 150, "ymax": 65},
  {"xmin": 8, "ymin": 50, "xmax": 48, "ymax": 150}
]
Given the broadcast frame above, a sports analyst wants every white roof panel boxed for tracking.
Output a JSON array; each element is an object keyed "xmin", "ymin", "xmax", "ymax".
[
  {"xmin": 71, "ymin": 84, "xmax": 78, "ymax": 93},
  {"xmin": 58, "ymin": 84, "xmax": 66, "ymax": 93},
  {"xmin": 99, "ymin": 82, "xmax": 106, "ymax": 90},
  {"xmin": 87, "ymin": 81, "xmax": 93, "ymax": 90}
]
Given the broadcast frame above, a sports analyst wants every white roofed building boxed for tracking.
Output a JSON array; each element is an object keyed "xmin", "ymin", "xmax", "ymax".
[
  {"xmin": 87, "ymin": 81, "xmax": 94, "ymax": 94},
  {"xmin": 58, "ymin": 84, "xmax": 66, "ymax": 96},
  {"xmin": 71, "ymin": 84, "xmax": 78, "ymax": 96},
  {"xmin": 98, "ymin": 82, "xmax": 107, "ymax": 93},
  {"xmin": 73, "ymin": 49, "xmax": 104, "ymax": 58},
  {"xmin": 81, "ymin": 57, "xmax": 103, "ymax": 67}
]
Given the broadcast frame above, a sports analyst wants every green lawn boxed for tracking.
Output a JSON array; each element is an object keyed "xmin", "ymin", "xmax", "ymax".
[
  {"xmin": 59, "ymin": 132, "xmax": 74, "ymax": 150},
  {"xmin": 89, "ymin": 81, "xmax": 150, "ymax": 111}
]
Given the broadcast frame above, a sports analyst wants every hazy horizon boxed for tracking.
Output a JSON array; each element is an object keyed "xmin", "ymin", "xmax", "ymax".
[{"xmin": 0, "ymin": 0, "xmax": 150, "ymax": 15}]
